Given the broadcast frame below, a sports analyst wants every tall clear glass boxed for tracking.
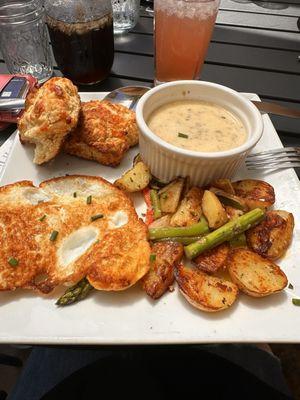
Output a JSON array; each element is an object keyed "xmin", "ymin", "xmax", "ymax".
[
  {"xmin": 154, "ymin": 0, "xmax": 220, "ymax": 85},
  {"xmin": 0, "ymin": 0, "xmax": 53, "ymax": 83},
  {"xmin": 45, "ymin": 0, "xmax": 114, "ymax": 85},
  {"xmin": 112, "ymin": 0, "xmax": 140, "ymax": 34}
]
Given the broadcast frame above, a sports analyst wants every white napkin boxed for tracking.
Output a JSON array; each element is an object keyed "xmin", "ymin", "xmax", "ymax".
[{"xmin": 0, "ymin": 132, "xmax": 16, "ymax": 177}]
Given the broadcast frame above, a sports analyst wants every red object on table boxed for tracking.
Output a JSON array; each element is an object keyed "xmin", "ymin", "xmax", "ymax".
[
  {"xmin": 143, "ymin": 188, "xmax": 154, "ymax": 226},
  {"xmin": 0, "ymin": 74, "xmax": 38, "ymax": 130}
]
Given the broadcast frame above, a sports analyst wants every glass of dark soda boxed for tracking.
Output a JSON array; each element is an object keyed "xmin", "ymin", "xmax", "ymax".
[{"xmin": 44, "ymin": 0, "xmax": 114, "ymax": 85}]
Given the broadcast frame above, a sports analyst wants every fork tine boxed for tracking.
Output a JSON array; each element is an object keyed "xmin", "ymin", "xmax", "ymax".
[
  {"xmin": 247, "ymin": 152, "xmax": 300, "ymax": 162},
  {"xmin": 246, "ymin": 156, "xmax": 300, "ymax": 167},
  {"xmin": 247, "ymin": 147, "xmax": 299, "ymax": 158},
  {"xmin": 247, "ymin": 162, "xmax": 300, "ymax": 170}
]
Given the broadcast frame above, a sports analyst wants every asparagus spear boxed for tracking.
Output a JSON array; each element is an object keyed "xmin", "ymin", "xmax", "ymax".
[
  {"xmin": 56, "ymin": 278, "xmax": 94, "ymax": 306},
  {"xmin": 150, "ymin": 189, "xmax": 162, "ymax": 220},
  {"xmin": 155, "ymin": 236, "xmax": 203, "ymax": 245},
  {"xmin": 184, "ymin": 208, "xmax": 264, "ymax": 259},
  {"xmin": 229, "ymin": 233, "xmax": 247, "ymax": 248},
  {"xmin": 149, "ymin": 216, "xmax": 209, "ymax": 240}
]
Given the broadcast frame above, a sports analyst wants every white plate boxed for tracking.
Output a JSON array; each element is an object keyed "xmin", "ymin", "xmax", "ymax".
[{"xmin": 0, "ymin": 92, "xmax": 300, "ymax": 344}]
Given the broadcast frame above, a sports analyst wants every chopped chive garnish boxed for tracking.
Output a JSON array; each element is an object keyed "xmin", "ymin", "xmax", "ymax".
[
  {"xmin": 39, "ymin": 214, "xmax": 46, "ymax": 222},
  {"xmin": 95, "ymin": 239, "xmax": 100, "ymax": 244},
  {"xmin": 91, "ymin": 214, "xmax": 104, "ymax": 222},
  {"xmin": 288, "ymin": 283, "xmax": 294, "ymax": 290},
  {"xmin": 178, "ymin": 132, "xmax": 189, "ymax": 139},
  {"xmin": 50, "ymin": 230, "xmax": 59, "ymax": 241},
  {"xmin": 87, "ymin": 195, "xmax": 92, "ymax": 204},
  {"xmin": 150, "ymin": 254, "xmax": 156, "ymax": 262},
  {"xmin": 292, "ymin": 298, "xmax": 300, "ymax": 306},
  {"xmin": 73, "ymin": 192, "xmax": 77, "ymax": 198},
  {"xmin": 8, "ymin": 257, "xmax": 19, "ymax": 267}
]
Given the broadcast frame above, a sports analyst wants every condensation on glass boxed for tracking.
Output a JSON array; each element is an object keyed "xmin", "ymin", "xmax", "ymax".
[
  {"xmin": 0, "ymin": 0, "xmax": 53, "ymax": 83},
  {"xmin": 44, "ymin": 0, "xmax": 114, "ymax": 85},
  {"xmin": 112, "ymin": 0, "xmax": 140, "ymax": 34}
]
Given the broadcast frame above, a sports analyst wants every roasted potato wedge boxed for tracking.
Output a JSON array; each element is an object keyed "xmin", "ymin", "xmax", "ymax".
[
  {"xmin": 211, "ymin": 179, "xmax": 235, "ymax": 195},
  {"xmin": 170, "ymin": 187, "xmax": 203, "ymax": 227},
  {"xmin": 227, "ymin": 248, "xmax": 288, "ymax": 297},
  {"xmin": 133, "ymin": 153, "xmax": 142, "ymax": 165},
  {"xmin": 158, "ymin": 178, "xmax": 185, "ymax": 213},
  {"xmin": 232, "ymin": 179, "xmax": 275, "ymax": 210},
  {"xmin": 114, "ymin": 161, "xmax": 151, "ymax": 192},
  {"xmin": 141, "ymin": 241, "xmax": 184, "ymax": 300},
  {"xmin": 202, "ymin": 190, "xmax": 228, "ymax": 229},
  {"xmin": 175, "ymin": 264, "xmax": 238, "ymax": 312},
  {"xmin": 210, "ymin": 187, "xmax": 248, "ymax": 211},
  {"xmin": 194, "ymin": 243, "xmax": 230, "ymax": 274},
  {"xmin": 225, "ymin": 206, "xmax": 244, "ymax": 220},
  {"xmin": 246, "ymin": 210, "xmax": 294, "ymax": 260},
  {"xmin": 149, "ymin": 214, "xmax": 171, "ymax": 229}
]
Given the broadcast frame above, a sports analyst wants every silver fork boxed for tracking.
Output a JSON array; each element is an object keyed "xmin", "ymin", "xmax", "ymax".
[{"xmin": 246, "ymin": 147, "xmax": 300, "ymax": 170}]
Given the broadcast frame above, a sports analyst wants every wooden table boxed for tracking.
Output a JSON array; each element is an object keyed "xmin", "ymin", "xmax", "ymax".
[{"xmin": 0, "ymin": 0, "xmax": 299, "ymax": 149}]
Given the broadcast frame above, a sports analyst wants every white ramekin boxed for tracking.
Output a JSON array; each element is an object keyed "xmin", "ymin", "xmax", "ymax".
[{"xmin": 136, "ymin": 80, "xmax": 263, "ymax": 186}]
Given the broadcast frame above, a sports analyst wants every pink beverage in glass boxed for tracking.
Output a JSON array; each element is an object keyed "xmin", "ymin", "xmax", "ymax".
[{"xmin": 154, "ymin": 0, "xmax": 220, "ymax": 85}]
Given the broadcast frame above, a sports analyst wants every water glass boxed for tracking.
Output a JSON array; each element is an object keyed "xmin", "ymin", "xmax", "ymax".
[
  {"xmin": 0, "ymin": 0, "xmax": 53, "ymax": 83},
  {"xmin": 112, "ymin": 0, "xmax": 140, "ymax": 33},
  {"xmin": 154, "ymin": 0, "xmax": 220, "ymax": 85}
]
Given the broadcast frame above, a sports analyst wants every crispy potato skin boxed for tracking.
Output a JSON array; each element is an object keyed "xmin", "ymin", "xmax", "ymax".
[
  {"xmin": 170, "ymin": 187, "xmax": 203, "ymax": 227},
  {"xmin": 158, "ymin": 178, "xmax": 185, "ymax": 213},
  {"xmin": 175, "ymin": 264, "xmax": 238, "ymax": 312},
  {"xmin": 225, "ymin": 206, "xmax": 244, "ymax": 220},
  {"xmin": 227, "ymin": 248, "xmax": 288, "ymax": 297},
  {"xmin": 194, "ymin": 243, "xmax": 230, "ymax": 274},
  {"xmin": 114, "ymin": 161, "xmax": 151, "ymax": 193},
  {"xmin": 246, "ymin": 210, "xmax": 294, "ymax": 260},
  {"xmin": 232, "ymin": 179, "xmax": 275, "ymax": 210},
  {"xmin": 202, "ymin": 190, "xmax": 228, "ymax": 229},
  {"xmin": 211, "ymin": 179, "xmax": 235, "ymax": 194},
  {"xmin": 149, "ymin": 215, "xmax": 171, "ymax": 229},
  {"xmin": 141, "ymin": 242, "xmax": 184, "ymax": 299}
]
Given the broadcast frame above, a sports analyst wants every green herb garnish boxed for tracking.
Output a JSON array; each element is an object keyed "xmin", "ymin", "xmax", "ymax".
[
  {"xmin": 150, "ymin": 254, "xmax": 156, "ymax": 262},
  {"xmin": 50, "ymin": 230, "xmax": 59, "ymax": 242},
  {"xmin": 8, "ymin": 257, "xmax": 19, "ymax": 267},
  {"xmin": 288, "ymin": 283, "xmax": 294, "ymax": 290},
  {"xmin": 292, "ymin": 298, "xmax": 300, "ymax": 306},
  {"xmin": 91, "ymin": 214, "xmax": 104, "ymax": 222},
  {"xmin": 87, "ymin": 195, "xmax": 92, "ymax": 205},
  {"xmin": 178, "ymin": 132, "xmax": 189, "ymax": 139},
  {"xmin": 39, "ymin": 214, "xmax": 46, "ymax": 222},
  {"xmin": 73, "ymin": 192, "xmax": 77, "ymax": 198}
]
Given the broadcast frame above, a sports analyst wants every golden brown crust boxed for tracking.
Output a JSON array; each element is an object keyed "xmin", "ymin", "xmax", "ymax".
[
  {"xmin": 232, "ymin": 179, "xmax": 275, "ymax": 210},
  {"xmin": 227, "ymin": 248, "xmax": 288, "ymax": 297},
  {"xmin": 64, "ymin": 100, "xmax": 138, "ymax": 166},
  {"xmin": 87, "ymin": 224, "xmax": 150, "ymax": 291},
  {"xmin": 141, "ymin": 241, "xmax": 184, "ymax": 299},
  {"xmin": 194, "ymin": 243, "xmax": 230, "ymax": 274},
  {"xmin": 170, "ymin": 187, "xmax": 203, "ymax": 227},
  {"xmin": 246, "ymin": 210, "xmax": 294, "ymax": 260},
  {"xmin": 175, "ymin": 264, "xmax": 238, "ymax": 312},
  {"xmin": 0, "ymin": 175, "xmax": 150, "ymax": 293},
  {"xmin": 224, "ymin": 206, "xmax": 244, "ymax": 220},
  {"xmin": 18, "ymin": 77, "xmax": 80, "ymax": 164}
]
